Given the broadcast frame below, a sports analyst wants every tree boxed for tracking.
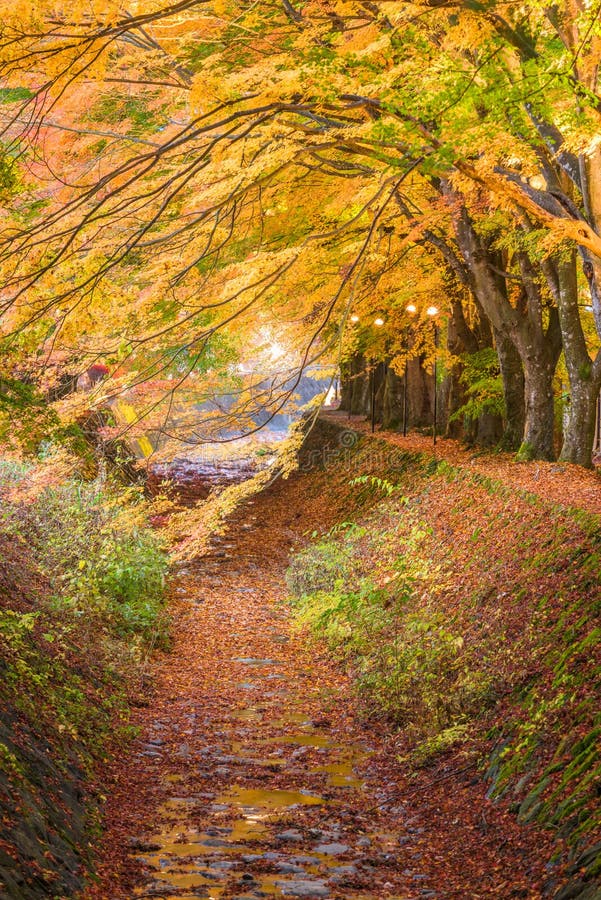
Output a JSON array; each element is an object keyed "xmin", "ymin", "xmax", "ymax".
[{"xmin": 1, "ymin": 0, "xmax": 601, "ymax": 464}]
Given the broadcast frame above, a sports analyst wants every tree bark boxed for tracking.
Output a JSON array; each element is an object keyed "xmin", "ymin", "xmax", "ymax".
[
  {"xmin": 338, "ymin": 362, "xmax": 352, "ymax": 411},
  {"xmin": 448, "ymin": 190, "xmax": 561, "ymax": 460},
  {"xmin": 518, "ymin": 356, "xmax": 557, "ymax": 460},
  {"xmin": 495, "ymin": 329, "xmax": 525, "ymax": 450},
  {"xmin": 350, "ymin": 355, "xmax": 369, "ymax": 415},
  {"xmin": 382, "ymin": 365, "xmax": 404, "ymax": 429},
  {"xmin": 561, "ymin": 383, "xmax": 598, "ymax": 466},
  {"xmin": 553, "ymin": 254, "xmax": 601, "ymax": 466},
  {"xmin": 445, "ymin": 297, "xmax": 477, "ymax": 441}
]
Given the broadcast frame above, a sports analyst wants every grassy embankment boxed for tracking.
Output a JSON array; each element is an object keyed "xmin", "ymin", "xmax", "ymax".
[
  {"xmin": 288, "ymin": 423, "xmax": 601, "ymax": 896},
  {"xmin": 0, "ymin": 459, "xmax": 168, "ymax": 900}
]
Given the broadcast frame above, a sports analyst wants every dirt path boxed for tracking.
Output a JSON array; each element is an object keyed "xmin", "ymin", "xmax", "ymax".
[{"xmin": 84, "ymin": 451, "xmax": 553, "ymax": 900}]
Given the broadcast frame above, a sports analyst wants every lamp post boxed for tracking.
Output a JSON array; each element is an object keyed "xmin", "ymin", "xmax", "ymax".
[
  {"xmin": 403, "ymin": 304, "xmax": 417, "ymax": 437},
  {"xmin": 426, "ymin": 305, "xmax": 439, "ymax": 446},
  {"xmin": 348, "ymin": 314, "xmax": 360, "ymax": 421},
  {"xmin": 371, "ymin": 316, "xmax": 385, "ymax": 433}
]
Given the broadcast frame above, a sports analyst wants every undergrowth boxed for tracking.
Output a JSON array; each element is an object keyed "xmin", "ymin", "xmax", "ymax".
[
  {"xmin": 0, "ymin": 459, "xmax": 169, "ymax": 651},
  {"xmin": 0, "ymin": 456, "xmax": 169, "ymax": 896},
  {"xmin": 287, "ymin": 494, "xmax": 491, "ymax": 745}
]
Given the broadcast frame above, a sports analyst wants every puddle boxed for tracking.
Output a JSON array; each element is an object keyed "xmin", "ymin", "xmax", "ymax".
[
  {"xmin": 225, "ymin": 741, "xmax": 286, "ymax": 768},
  {"xmin": 135, "ymin": 787, "xmax": 323, "ymax": 867},
  {"xmin": 274, "ymin": 732, "xmax": 334, "ymax": 749},
  {"xmin": 230, "ymin": 707, "xmax": 263, "ymax": 721},
  {"xmin": 134, "ymin": 776, "xmax": 388, "ymax": 900},
  {"xmin": 164, "ymin": 773, "xmax": 185, "ymax": 783},
  {"xmin": 271, "ymin": 711, "xmax": 313, "ymax": 726},
  {"xmin": 310, "ymin": 759, "xmax": 367, "ymax": 789},
  {"xmin": 133, "ymin": 705, "xmax": 375, "ymax": 898},
  {"xmin": 219, "ymin": 786, "xmax": 325, "ymax": 816},
  {"xmin": 228, "ymin": 816, "xmax": 269, "ymax": 842},
  {"xmin": 233, "ymin": 657, "xmax": 281, "ymax": 666},
  {"xmin": 246, "ymin": 757, "xmax": 287, "ymax": 767}
]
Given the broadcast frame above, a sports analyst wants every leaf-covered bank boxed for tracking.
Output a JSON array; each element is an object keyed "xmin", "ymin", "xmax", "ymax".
[
  {"xmin": 0, "ymin": 461, "xmax": 168, "ymax": 899},
  {"xmin": 288, "ymin": 422, "xmax": 601, "ymax": 898}
]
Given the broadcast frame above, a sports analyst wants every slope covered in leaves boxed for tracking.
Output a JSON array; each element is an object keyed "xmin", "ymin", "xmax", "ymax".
[
  {"xmin": 287, "ymin": 420, "xmax": 601, "ymax": 897},
  {"xmin": 0, "ymin": 462, "xmax": 168, "ymax": 899}
]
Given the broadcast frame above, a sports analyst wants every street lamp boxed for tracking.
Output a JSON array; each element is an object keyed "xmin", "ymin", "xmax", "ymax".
[
  {"xmin": 371, "ymin": 315, "xmax": 385, "ymax": 432},
  {"xmin": 404, "ymin": 304, "xmax": 418, "ymax": 436},
  {"xmin": 426, "ymin": 306, "xmax": 439, "ymax": 446},
  {"xmin": 347, "ymin": 314, "xmax": 360, "ymax": 419}
]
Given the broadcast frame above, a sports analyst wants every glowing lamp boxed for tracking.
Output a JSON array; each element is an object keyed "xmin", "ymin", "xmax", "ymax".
[
  {"xmin": 426, "ymin": 306, "xmax": 439, "ymax": 317},
  {"xmin": 350, "ymin": 314, "xmax": 360, "ymax": 323},
  {"xmin": 374, "ymin": 317, "xmax": 385, "ymax": 326},
  {"xmin": 406, "ymin": 304, "xmax": 417, "ymax": 314}
]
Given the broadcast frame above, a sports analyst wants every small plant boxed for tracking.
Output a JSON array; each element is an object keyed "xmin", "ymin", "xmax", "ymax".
[
  {"xmin": 0, "ymin": 464, "xmax": 169, "ymax": 652},
  {"xmin": 350, "ymin": 474, "xmax": 398, "ymax": 496},
  {"xmin": 409, "ymin": 724, "xmax": 470, "ymax": 767},
  {"xmin": 285, "ymin": 539, "xmax": 355, "ymax": 597}
]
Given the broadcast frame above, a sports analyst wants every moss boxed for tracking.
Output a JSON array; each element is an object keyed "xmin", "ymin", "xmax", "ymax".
[
  {"xmin": 0, "ymin": 741, "xmax": 24, "ymax": 779},
  {"xmin": 515, "ymin": 441, "xmax": 537, "ymax": 461}
]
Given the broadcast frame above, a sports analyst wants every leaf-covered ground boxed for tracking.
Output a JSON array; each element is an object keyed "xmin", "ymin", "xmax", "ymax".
[
  {"xmin": 328, "ymin": 413, "xmax": 601, "ymax": 515},
  {"xmin": 76, "ymin": 416, "xmax": 601, "ymax": 900}
]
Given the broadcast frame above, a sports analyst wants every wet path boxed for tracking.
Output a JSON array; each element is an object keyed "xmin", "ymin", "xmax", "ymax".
[{"xmin": 125, "ymin": 504, "xmax": 421, "ymax": 900}]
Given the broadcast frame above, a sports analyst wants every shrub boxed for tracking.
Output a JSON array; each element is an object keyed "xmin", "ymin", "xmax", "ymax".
[
  {"xmin": 287, "ymin": 511, "xmax": 490, "ymax": 739},
  {"xmin": 449, "ymin": 348, "xmax": 505, "ymax": 425},
  {"xmin": 285, "ymin": 534, "xmax": 357, "ymax": 597},
  {"xmin": 0, "ymin": 463, "xmax": 169, "ymax": 652}
]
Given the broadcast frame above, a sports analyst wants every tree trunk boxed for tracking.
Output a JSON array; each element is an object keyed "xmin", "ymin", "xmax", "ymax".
[
  {"xmin": 407, "ymin": 357, "xmax": 434, "ymax": 428},
  {"xmin": 444, "ymin": 369, "xmax": 468, "ymax": 440},
  {"xmin": 350, "ymin": 355, "xmax": 369, "ymax": 415},
  {"xmin": 445, "ymin": 183, "xmax": 563, "ymax": 460},
  {"xmin": 338, "ymin": 363, "xmax": 352, "ymax": 411},
  {"xmin": 476, "ymin": 413, "xmax": 503, "ymax": 447},
  {"xmin": 372, "ymin": 362, "xmax": 386, "ymax": 425},
  {"xmin": 495, "ymin": 329, "xmax": 525, "ymax": 450},
  {"xmin": 554, "ymin": 254, "xmax": 601, "ymax": 467},
  {"xmin": 560, "ymin": 382, "xmax": 598, "ymax": 467},
  {"xmin": 382, "ymin": 365, "xmax": 404, "ymax": 429},
  {"xmin": 518, "ymin": 358, "xmax": 556, "ymax": 461},
  {"xmin": 445, "ymin": 299, "xmax": 474, "ymax": 440}
]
